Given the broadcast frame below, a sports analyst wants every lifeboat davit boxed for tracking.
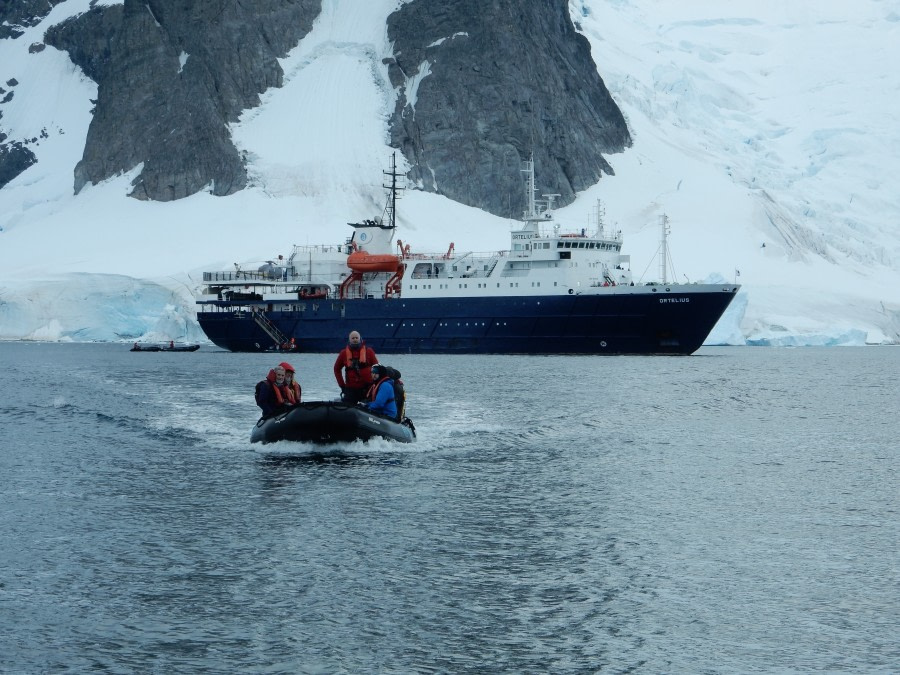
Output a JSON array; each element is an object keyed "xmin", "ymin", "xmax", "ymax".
[{"xmin": 347, "ymin": 251, "xmax": 401, "ymax": 273}]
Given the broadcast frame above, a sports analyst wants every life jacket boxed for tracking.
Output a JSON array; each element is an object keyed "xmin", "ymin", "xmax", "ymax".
[
  {"xmin": 284, "ymin": 380, "xmax": 301, "ymax": 404},
  {"xmin": 341, "ymin": 344, "xmax": 372, "ymax": 387},
  {"xmin": 342, "ymin": 344, "xmax": 368, "ymax": 369},
  {"xmin": 367, "ymin": 369, "xmax": 405, "ymax": 422},
  {"xmin": 255, "ymin": 380, "xmax": 287, "ymax": 407},
  {"xmin": 255, "ymin": 370, "xmax": 295, "ymax": 411},
  {"xmin": 367, "ymin": 377, "xmax": 394, "ymax": 403}
]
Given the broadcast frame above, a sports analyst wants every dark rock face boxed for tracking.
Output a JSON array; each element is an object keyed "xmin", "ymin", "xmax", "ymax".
[
  {"xmin": 0, "ymin": 0, "xmax": 67, "ymax": 39},
  {"xmin": 0, "ymin": 141, "xmax": 37, "ymax": 191},
  {"xmin": 4, "ymin": 0, "xmax": 630, "ymax": 214},
  {"xmin": 387, "ymin": 0, "xmax": 630, "ymax": 217},
  {"xmin": 0, "ymin": 75, "xmax": 33, "ymax": 188},
  {"xmin": 43, "ymin": 0, "xmax": 320, "ymax": 201}
]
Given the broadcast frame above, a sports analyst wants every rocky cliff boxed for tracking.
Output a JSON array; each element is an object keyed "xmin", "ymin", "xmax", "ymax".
[
  {"xmin": 0, "ymin": 0, "xmax": 67, "ymax": 40},
  {"xmin": 42, "ymin": 0, "xmax": 321, "ymax": 201},
  {"xmin": 1, "ymin": 0, "xmax": 630, "ymax": 216},
  {"xmin": 386, "ymin": 0, "xmax": 630, "ymax": 216}
]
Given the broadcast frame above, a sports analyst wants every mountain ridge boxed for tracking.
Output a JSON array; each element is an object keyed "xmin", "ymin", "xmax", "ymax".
[
  {"xmin": 4, "ymin": 0, "xmax": 628, "ymax": 217},
  {"xmin": 0, "ymin": 0, "xmax": 898, "ymax": 345}
]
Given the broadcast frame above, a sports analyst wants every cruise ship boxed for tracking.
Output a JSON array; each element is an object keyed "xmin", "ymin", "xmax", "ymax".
[{"xmin": 196, "ymin": 156, "xmax": 739, "ymax": 354}]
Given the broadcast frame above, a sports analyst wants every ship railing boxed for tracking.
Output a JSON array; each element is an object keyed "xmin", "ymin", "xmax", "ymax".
[
  {"xmin": 203, "ymin": 271, "xmax": 285, "ymax": 282},
  {"xmin": 340, "ymin": 285, "xmax": 375, "ymax": 300},
  {"xmin": 404, "ymin": 250, "xmax": 506, "ymax": 261},
  {"xmin": 528, "ymin": 225, "xmax": 624, "ymax": 242},
  {"xmin": 447, "ymin": 253, "xmax": 506, "ymax": 278},
  {"xmin": 289, "ymin": 243, "xmax": 349, "ymax": 258}
]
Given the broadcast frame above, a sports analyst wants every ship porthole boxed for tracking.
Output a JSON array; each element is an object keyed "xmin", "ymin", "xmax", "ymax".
[
  {"xmin": 600, "ymin": 341, "xmax": 607, "ymax": 348},
  {"xmin": 568, "ymin": 288, "xmax": 574, "ymax": 294}
]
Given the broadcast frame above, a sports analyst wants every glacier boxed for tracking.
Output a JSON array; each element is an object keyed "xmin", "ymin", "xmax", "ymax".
[{"xmin": 0, "ymin": 0, "xmax": 898, "ymax": 347}]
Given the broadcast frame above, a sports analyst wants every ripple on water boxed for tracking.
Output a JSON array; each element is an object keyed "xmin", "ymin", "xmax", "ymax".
[{"xmin": 0, "ymin": 344, "xmax": 897, "ymax": 672}]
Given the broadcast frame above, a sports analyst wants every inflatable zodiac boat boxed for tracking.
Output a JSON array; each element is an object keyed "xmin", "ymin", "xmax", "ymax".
[{"xmin": 250, "ymin": 400, "xmax": 416, "ymax": 445}]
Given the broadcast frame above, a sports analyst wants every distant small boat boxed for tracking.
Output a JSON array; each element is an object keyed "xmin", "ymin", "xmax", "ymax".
[{"xmin": 131, "ymin": 343, "xmax": 200, "ymax": 352}]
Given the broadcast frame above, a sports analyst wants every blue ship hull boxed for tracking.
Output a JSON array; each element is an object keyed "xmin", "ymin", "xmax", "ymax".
[{"xmin": 197, "ymin": 288, "xmax": 737, "ymax": 354}]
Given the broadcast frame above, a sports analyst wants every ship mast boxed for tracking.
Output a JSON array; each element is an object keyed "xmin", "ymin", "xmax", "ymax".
[
  {"xmin": 659, "ymin": 214, "xmax": 669, "ymax": 284},
  {"xmin": 594, "ymin": 199, "xmax": 606, "ymax": 238},
  {"xmin": 523, "ymin": 154, "xmax": 538, "ymax": 220},
  {"xmin": 521, "ymin": 153, "xmax": 557, "ymax": 229},
  {"xmin": 382, "ymin": 152, "xmax": 403, "ymax": 230}
]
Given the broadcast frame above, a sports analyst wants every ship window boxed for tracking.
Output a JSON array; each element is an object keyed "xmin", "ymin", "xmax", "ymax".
[
  {"xmin": 412, "ymin": 263, "xmax": 432, "ymax": 278},
  {"xmin": 557, "ymin": 242, "xmax": 563, "ymax": 248}
]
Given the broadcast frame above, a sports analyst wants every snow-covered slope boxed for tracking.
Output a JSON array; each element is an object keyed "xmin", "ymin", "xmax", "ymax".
[
  {"xmin": 1, "ymin": 0, "xmax": 898, "ymax": 345},
  {"xmin": 569, "ymin": 0, "xmax": 900, "ymax": 345}
]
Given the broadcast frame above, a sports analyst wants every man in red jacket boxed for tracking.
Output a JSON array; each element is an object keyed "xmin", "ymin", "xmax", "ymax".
[{"xmin": 333, "ymin": 330, "xmax": 379, "ymax": 404}]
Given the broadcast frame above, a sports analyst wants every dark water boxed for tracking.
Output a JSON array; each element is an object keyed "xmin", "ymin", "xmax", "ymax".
[{"xmin": 0, "ymin": 343, "xmax": 896, "ymax": 673}]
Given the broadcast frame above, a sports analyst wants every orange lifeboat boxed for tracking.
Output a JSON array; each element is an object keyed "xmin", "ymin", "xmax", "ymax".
[{"xmin": 346, "ymin": 251, "xmax": 401, "ymax": 273}]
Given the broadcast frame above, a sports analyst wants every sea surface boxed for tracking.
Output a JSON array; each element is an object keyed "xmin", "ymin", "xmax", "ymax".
[{"xmin": 0, "ymin": 343, "xmax": 897, "ymax": 673}]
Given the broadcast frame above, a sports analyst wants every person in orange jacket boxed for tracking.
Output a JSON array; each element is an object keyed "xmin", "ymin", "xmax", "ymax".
[
  {"xmin": 255, "ymin": 364, "xmax": 299, "ymax": 418},
  {"xmin": 279, "ymin": 361, "xmax": 301, "ymax": 404},
  {"xmin": 333, "ymin": 330, "xmax": 378, "ymax": 404}
]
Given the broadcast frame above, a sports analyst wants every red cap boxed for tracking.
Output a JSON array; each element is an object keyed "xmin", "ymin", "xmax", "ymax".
[{"xmin": 279, "ymin": 361, "xmax": 295, "ymax": 373}]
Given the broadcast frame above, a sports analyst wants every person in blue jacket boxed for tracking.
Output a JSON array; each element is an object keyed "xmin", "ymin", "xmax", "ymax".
[{"xmin": 363, "ymin": 364, "xmax": 397, "ymax": 419}]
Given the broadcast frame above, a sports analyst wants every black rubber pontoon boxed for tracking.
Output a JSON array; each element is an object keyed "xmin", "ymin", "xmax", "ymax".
[{"xmin": 250, "ymin": 400, "xmax": 416, "ymax": 445}]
